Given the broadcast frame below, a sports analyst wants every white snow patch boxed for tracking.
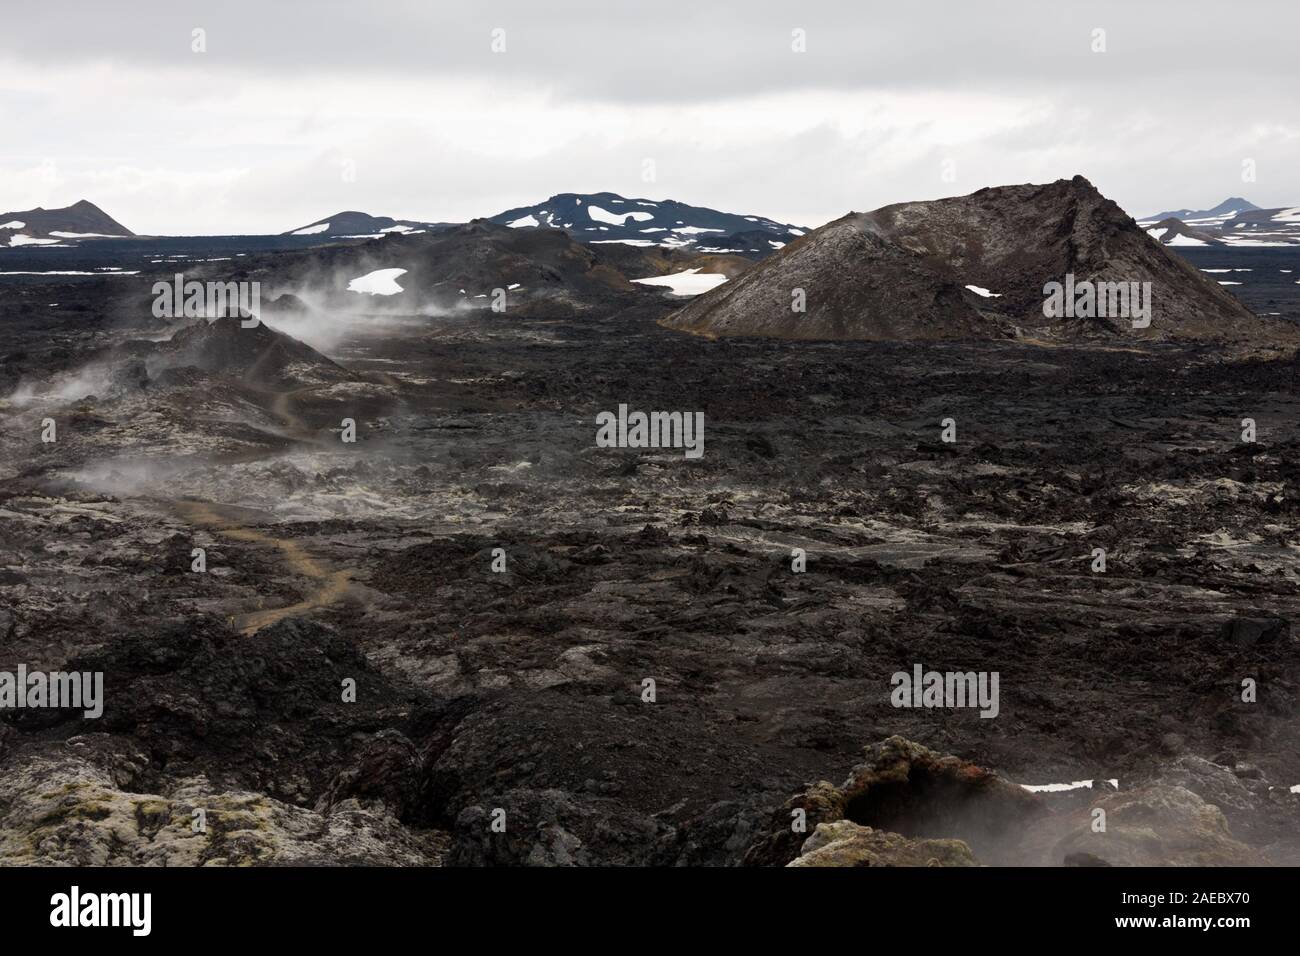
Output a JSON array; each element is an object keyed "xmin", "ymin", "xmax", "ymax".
[
  {"xmin": 673, "ymin": 225, "xmax": 724, "ymax": 235},
  {"xmin": 1272, "ymin": 207, "xmax": 1300, "ymax": 223},
  {"xmin": 587, "ymin": 205, "xmax": 653, "ymax": 226},
  {"xmin": 347, "ymin": 268, "xmax": 408, "ymax": 296},
  {"xmin": 292, "ymin": 222, "xmax": 331, "ymax": 236},
  {"xmin": 1146, "ymin": 227, "xmax": 1169, "ymax": 240},
  {"xmin": 507, "ymin": 214, "xmax": 540, "ymax": 228},
  {"xmin": 1166, "ymin": 234, "xmax": 1207, "ymax": 247},
  {"xmin": 49, "ymin": 231, "xmax": 125, "ymax": 239},
  {"xmin": 7, "ymin": 235, "xmax": 61, "ymax": 247},
  {"xmin": 1222, "ymin": 238, "xmax": 1292, "ymax": 247},
  {"xmin": 0, "ymin": 220, "xmax": 26, "ymax": 229},
  {"xmin": 965, "ymin": 284, "xmax": 1002, "ymax": 298},
  {"xmin": 631, "ymin": 268, "xmax": 728, "ymax": 296},
  {"xmin": 1022, "ymin": 778, "xmax": 1119, "ymax": 794}
]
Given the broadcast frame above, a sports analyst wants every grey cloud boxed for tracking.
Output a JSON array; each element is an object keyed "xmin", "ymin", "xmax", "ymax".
[
  {"xmin": 1, "ymin": 0, "xmax": 1297, "ymax": 233},
  {"xmin": 2, "ymin": 0, "xmax": 1296, "ymax": 101}
]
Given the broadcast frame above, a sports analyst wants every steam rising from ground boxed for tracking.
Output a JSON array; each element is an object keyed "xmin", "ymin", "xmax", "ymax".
[
  {"xmin": 5, "ymin": 363, "xmax": 116, "ymax": 406},
  {"xmin": 262, "ymin": 264, "xmax": 473, "ymax": 355},
  {"xmin": 63, "ymin": 455, "xmax": 194, "ymax": 498}
]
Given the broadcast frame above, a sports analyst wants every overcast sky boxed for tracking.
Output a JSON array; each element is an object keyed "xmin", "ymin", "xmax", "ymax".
[{"xmin": 2, "ymin": 0, "xmax": 1296, "ymax": 234}]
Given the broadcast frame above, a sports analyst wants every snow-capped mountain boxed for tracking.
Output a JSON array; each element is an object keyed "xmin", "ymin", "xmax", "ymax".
[
  {"xmin": 487, "ymin": 191, "xmax": 806, "ymax": 255},
  {"xmin": 1139, "ymin": 198, "xmax": 1300, "ymax": 247},
  {"xmin": 0, "ymin": 200, "xmax": 134, "ymax": 247},
  {"xmin": 282, "ymin": 210, "xmax": 452, "ymax": 239},
  {"xmin": 1141, "ymin": 197, "xmax": 1259, "ymax": 224}
]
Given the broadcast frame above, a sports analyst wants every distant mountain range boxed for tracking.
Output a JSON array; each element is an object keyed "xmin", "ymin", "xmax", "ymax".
[
  {"xmin": 1139, "ymin": 197, "xmax": 1300, "ymax": 247},
  {"xmin": 9, "ymin": 192, "xmax": 1300, "ymax": 257},
  {"xmin": 0, "ymin": 200, "xmax": 134, "ymax": 247},
  {"xmin": 283, "ymin": 192, "xmax": 807, "ymax": 256}
]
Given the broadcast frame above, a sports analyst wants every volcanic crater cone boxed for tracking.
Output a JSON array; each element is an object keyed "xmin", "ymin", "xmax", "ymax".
[
  {"xmin": 663, "ymin": 176, "xmax": 1290, "ymax": 343},
  {"xmin": 148, "ymin": 315, "xmax": 349, "ymax": 388}
]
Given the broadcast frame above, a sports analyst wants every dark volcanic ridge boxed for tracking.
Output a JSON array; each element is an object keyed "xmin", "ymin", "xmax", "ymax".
[
  {"xmin": 0, "ymin": 199, "xmax": 134, "ymax": 247},
  {"xmin": 1146, "ymin": 216, "xmax": 1226, "ymax": 248},
  {"xmin": 283, "ymin": 210, "xmax": 454, "ymax": 239},
  {"xmin": 209, "ymin": 219, "xmax": 753, "ymax": 317},
  {"xmin": 663, "ymin": 176, "xmax": 1294, "ymax": 344}
]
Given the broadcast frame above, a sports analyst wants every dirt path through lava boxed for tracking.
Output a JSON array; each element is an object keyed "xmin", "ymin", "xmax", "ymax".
[
  {"xmin": 268, "ymin": 384, "xmax": 332, "ymax": 445},
  {"xmin": 174, "ymin": 499, "xmax": 352, "ymax": 635}
]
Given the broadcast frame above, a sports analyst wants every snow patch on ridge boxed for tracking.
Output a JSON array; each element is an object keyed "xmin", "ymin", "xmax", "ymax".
[
  {"xmin": 7, "ymin": 235, "xmax": 61, "ymax": 247},
  {"xmin": 587, "ymin": 205, "xmax": 654, "ymax": 227},
  {"xmin": 631, "ymin": 268, "xmax": 728, "ymax": 296},
  {"xmin": 1021, "ymin": 778, "xmax": 1119, "ymax": 793},
  {"xmin": 347, "ymin": 268, "xmax": 408, "ymax": 296}
]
